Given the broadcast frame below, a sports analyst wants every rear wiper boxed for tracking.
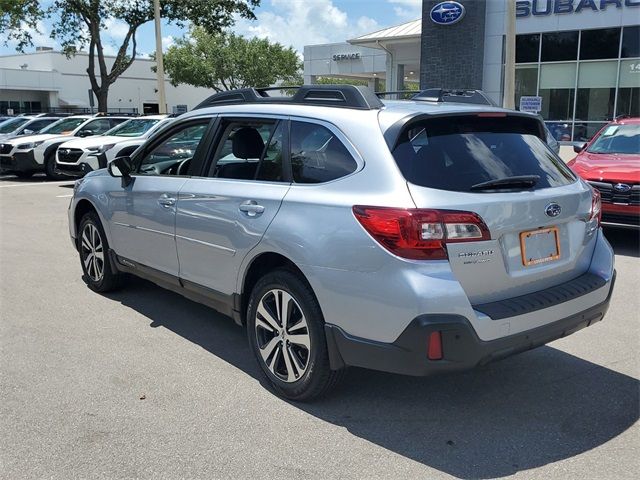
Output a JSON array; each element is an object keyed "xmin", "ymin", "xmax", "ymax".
[{"xmin": 470, "ymin": 175, "xmax": 540, "ymax": 191}]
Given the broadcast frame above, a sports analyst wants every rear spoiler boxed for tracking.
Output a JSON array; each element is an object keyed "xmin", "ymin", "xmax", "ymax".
[{"xmin": 383, "ymin": 111, "xmax": 546, "ymax": 151}]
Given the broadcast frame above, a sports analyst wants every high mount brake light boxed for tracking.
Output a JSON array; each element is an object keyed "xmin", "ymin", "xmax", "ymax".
[{"xmin": 352, "ymin": 206, "xmax": 491, "ymax": 260}]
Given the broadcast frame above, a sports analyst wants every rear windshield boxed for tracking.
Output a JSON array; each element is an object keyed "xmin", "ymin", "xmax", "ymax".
[{"xmin": 391, "ymin": 115, "xmax": 575, "ymax": 192}]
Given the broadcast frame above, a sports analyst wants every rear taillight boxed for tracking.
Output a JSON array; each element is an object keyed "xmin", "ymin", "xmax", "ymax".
[
  {"xmin": 590, "ymin": 187, "xmax": 602, "ymax": 226},
  {"xmin": 352, "ymin": 206, "xmax": 491, "ymax": 260}
]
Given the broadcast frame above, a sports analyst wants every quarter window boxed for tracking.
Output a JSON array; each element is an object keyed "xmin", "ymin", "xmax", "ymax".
[{"xmin": 290, "ymin": 121, "xmax": 357, "ymax": 184}]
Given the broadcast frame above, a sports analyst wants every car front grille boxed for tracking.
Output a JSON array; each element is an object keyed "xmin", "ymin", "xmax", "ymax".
[
  {"xmin": 602, "ymin": 213, "xmax": 640, "ymax": 226},
  {"xmin": 57, "ymin": 148, "xmax": 84, "ymax": 163},
  {"xmin": 589, "ymin": 181, "xmax": 640, "ymax": 206},
  {"xmin": 0, "ymin": 144, "xmax": 13, "ymax": 154}
]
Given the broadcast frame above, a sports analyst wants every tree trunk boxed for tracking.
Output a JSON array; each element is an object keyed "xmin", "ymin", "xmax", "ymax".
[{"xmin": 96, "ymin": 88, "xmax": 109, "ymax": 113}]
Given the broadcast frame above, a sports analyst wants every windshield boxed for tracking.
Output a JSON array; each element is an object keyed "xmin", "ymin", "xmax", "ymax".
[
  {"xmin": 0, "ymin": 117, "xmax": 30, "ymax": 134},
  {"xmin": 391, "ymin": 115, "xmax": 575, "ymax": 192},
  {"xmin": 587, "ymin": 124, "xmax": 640, "ymax": 155},
  {"xmin": 106, "ymin": 118, "xmax": 160, "ymax": 137},
  {"xmin": 41, "ymin": 117, "xmax": 88, "ymax": 135}
]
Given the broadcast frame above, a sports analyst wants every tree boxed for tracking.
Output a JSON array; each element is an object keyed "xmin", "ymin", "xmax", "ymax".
[
  {"xmin": 0, "ymin": 0, "xmax": 260, "ymax": 111},
  {"xmin": 163, "ymin": 27, "xmax": 301, "ymax": 92}
]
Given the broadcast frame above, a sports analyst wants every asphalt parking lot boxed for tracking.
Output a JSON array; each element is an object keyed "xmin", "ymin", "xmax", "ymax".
[{"xmin": 1, "ymin": 174, "xmax": 638, "ymax": 480}]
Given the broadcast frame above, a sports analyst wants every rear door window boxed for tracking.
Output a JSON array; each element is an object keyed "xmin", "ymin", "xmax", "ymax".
[
  {"xmin": 391, "ymin": 115, "xmax": 575, "ymax": 192},
  {"xmin": 208, "ymin": 119, "xmax": 285, "ymax": 182}
]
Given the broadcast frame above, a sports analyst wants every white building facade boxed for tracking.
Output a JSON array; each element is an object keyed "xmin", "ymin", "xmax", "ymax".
[
  {"xmin": 0, "ymin": 49, "xmax": 211, "ymax": 115},
  {"xmin": 304, "ymin": 0, "xmax": 640, "ymax": 141}
]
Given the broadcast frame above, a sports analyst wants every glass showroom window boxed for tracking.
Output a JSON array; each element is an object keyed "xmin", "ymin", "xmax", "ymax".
[
  {"xmin": 539, "ymin": 63, "xmax": 576, "ymax": 141},
  {"xmin": 617, "ymin": 59, "xmax": 640, "ymax": 118},
  {"xmin": 516, "ymin": 34, "xmax": 540, "ymax": 63},
  {"xmin": 580, "ymin": 28, "xmax": 621, "ymax": 60},
  {"xmin": 621, "ymin": 26, "xmax": 640, "ymax": 58},
  {"xmin": 574, "ymin": 61, "xmax": 617, "ymax": 142},
  {"xmin": 541, "ymin": 31, "xmax": 578, "ymax": 62},
  {"xmin": 515, "ymin": 66, "xmax": 538, "ymax": 108}
]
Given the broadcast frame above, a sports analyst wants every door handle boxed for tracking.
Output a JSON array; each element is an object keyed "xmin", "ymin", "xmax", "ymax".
[
  {"xmin": 239, "ymin": 200, "xmax": 265, "ymax": 217},
  {"xmin": 158, "ymin": 194, "xmax": 176, "ymax": 208}
]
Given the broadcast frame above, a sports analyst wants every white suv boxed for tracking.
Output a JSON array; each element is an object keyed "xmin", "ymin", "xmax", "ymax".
[
  {"xmin": 56, "ymin": 115, "xmax": 175, "ymax": 178},
  {"xmin": 0, "ymin": 115, "xmax": 131, "ymax": 179}
]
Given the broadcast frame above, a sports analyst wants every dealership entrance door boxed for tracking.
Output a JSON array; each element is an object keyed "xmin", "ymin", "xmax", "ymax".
[{"xmin": 143, "ymin": 103, "xmax": 159, "ymax": 114}]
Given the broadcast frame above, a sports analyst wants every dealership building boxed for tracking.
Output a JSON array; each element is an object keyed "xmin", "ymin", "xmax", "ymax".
[
  {"xmin": 304, "ymin": 0, "xmax": 640, "ymax": 141},
  {"xmin": 0, "ymin": 49, "xmax": 210, "ymax": 116}
]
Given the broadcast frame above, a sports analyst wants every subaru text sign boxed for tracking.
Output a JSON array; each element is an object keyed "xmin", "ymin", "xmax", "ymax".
[
  {"xmin": 516, "ymin": 0, "xmax": 639, "ymax": 17},
  {"xmin": 519, "ymin": 96, "xmax": 543, "ymax": 113},
  {"xmin": 430, "ymin": 1, "xmax": 466, "ymax": 25}
]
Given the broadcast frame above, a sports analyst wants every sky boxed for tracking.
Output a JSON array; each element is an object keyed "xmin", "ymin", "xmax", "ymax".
[{"xmin": 0, "ymin": 0, "xmax": 422, "ymax": 57}]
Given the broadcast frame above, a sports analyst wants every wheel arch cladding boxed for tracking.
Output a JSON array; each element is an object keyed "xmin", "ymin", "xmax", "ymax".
[
  {"xmin": 74, "ymin": 199, "xmax": 99, "ymax": 247},
  {"xmin": 240, "ymin": 252, "xmax": 320, "ymax": 325}
]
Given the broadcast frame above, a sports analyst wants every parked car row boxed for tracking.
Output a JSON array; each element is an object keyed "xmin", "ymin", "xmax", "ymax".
[
  {"xmin": 0, "ymin": 114, "xmax": 173, "ymax": 179},
  {"xmin": 66, "ymin": 85, "xmax": 618, "ymax": 400}
]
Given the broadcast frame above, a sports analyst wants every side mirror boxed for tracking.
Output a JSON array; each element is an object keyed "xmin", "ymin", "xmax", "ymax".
[
  {"xmin": 22, "ymin": 129, "xmax": 33, "ymax": 135},
  {"xmin": 108, "ymin": 156, "xmax": 133, "ymax": 187},
  {"xmin": 78, "ymin": 129, "xmax": 93, "ymax": 137},
  {"xmin": 573, "ymin": 142, "xmax": 587, "ymax": 153}
]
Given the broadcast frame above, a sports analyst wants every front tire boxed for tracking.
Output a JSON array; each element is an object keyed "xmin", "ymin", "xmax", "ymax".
[
  {"xmin": 78, "ymin": 212, "xmax": 122, "ymax": 292},
  {"xmin": 44, "ymin": 152, "xmax": 64, "ymax": 180},
  {"xmin": 14, "ymin": 171, "xmax": 34, "ymax": 179},
  {"xmin": 247, "ymin": 269, "xmax": 344, "ymax": 401}
]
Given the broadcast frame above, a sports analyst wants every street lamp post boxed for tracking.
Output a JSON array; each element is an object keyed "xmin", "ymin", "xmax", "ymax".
[
  {"xmin": 153, "ymin": 0, "xmax": 167, "ymax": 114},
  {"xmin": 503, "ymin": 0, "xmax": 516, "ymax": 110}
]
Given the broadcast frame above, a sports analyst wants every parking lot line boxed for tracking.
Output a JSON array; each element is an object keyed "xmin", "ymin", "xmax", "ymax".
[
  {"xmin": 56, "ymin": 194, "xmax": 74, "ymax": 198},
  {"xmin": 0, "ymin": 180, "xmax": 73, "ymax": 188}
]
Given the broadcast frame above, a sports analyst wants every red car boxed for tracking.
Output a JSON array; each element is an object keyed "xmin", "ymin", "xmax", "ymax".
[{"xmin": 568, "ymin": 117, "xmax": 640, "ymax": 227}]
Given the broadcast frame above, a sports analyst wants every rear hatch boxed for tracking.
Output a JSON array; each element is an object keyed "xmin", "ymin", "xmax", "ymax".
[{"xmin": 389, "ymin": 113, "xmax": 597, "ymax": 304}]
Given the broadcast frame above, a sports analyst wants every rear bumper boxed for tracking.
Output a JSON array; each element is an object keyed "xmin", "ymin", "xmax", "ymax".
[
  {"xmin": 0, "ymin": 151, "xmax": 40, "ymax": 172},
  {"xmin": 325, "ymin": 271, "xmax": 615, "ymax": 376}
]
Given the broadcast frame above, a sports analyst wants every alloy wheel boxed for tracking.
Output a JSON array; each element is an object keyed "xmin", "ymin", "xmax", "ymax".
[
  {"xmin": 81, "ymin": 223, "xmax": 104, "ymax": 283},
  {"xmin": 255, "ymin": 289, "xmax": 311, "ymax": 383}
]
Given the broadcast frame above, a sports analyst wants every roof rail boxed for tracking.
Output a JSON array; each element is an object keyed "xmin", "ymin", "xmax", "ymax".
[
  {"xmin": 194, "ymin": 85, "xmax": 384, "ymax": 111},
  {"xmin": 412, "ymin": 88, "xmax": 498, "ymax": 106},
  {"xmin": 376, "ymin": 90, "xmax": 420, "ymax": 100}
]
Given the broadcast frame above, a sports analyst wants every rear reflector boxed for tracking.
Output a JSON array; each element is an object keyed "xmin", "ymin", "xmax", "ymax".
[
  {"xmin": 352, "ymin": 206, "xmax": 491, "ymax": 260},
  {"xmin": 427, "ymin": 332, "xmax": 443, "ymax": 360}
]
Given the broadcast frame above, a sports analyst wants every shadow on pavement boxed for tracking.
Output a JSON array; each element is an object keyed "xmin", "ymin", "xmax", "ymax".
[
  {"xmin": 109, "ymin": 276, "xmax": 639, "ymax": 479},
  {"xmin": 604, "ymin": 226, "xmax": 639, "ymax": 258}
]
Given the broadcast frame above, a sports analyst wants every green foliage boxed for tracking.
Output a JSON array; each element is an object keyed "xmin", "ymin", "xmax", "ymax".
[
  {"xmin": 0, "ymin": 1, "xmax": 260, "ymax": 109},
  {"xmin": 163, "ymin": 27, "xmax": 301, "ymax": 91},
  {"xmin": 0, "ymin": 0, "xmax": 41, "ymax": 51}
]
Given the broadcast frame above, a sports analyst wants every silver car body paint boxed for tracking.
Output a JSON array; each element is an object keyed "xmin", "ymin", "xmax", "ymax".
[{"xmin": 69, "ymin": 100, "xmax": 614, "ymax": 347}]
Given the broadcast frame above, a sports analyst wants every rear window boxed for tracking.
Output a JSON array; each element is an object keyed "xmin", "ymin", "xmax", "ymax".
[{"xmin": 392, "ymin": 115, "xmax": 576, "ymax": 192}]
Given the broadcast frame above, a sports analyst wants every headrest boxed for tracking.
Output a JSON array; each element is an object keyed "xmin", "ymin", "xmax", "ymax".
[{"xmin": 232, "ymin": 127, "xmax": 265, "ymax": 159}]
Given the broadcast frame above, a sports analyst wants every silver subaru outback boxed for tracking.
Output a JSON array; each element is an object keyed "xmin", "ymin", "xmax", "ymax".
[{"xmin": 68, "ymin": 85, "xmax": 615, "ymax": 400}]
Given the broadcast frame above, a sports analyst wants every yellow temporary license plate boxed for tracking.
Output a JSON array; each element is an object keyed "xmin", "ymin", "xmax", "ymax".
[{"xmin": 520, "ymin": 227, "xmax": 560, "ymax": 266}]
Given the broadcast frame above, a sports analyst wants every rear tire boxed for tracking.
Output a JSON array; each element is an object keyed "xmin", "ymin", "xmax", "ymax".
[
  {"xmin": 44, "ymin": 152, "xmax": 64, "ymax": 180},
  {"xmin": 78, "ymin": 212, "xmax": 123, "ymax": 293},
  {"xmin": 247, "ymin": 269, "xmax": 344, "ymax": 401}
]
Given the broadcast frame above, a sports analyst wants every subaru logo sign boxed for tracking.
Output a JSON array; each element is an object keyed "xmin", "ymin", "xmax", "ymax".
[
  {"xmin": 545, "ymin": 203, "xmax": 562, "ymax": 218},
  {"xmin": 613, "ymin": 183, "xmax": 631, "ymax": 193},
  {"xmin": 430, "ymin": 1, "xmax": 466, "ymax": 25}
]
